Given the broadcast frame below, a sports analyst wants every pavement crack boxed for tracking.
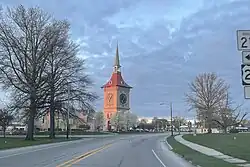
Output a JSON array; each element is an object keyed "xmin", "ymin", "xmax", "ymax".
[
  {"xmin": 117, "ymin": 156, "xmax": 124, "ymax": 167},
  {"xmin": 130, "ymin": 138, "xmax": 149, "ymax": 148}
]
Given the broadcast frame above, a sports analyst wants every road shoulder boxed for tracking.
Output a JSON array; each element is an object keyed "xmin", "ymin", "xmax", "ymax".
[
  {"xmin": 154, "ymin": 135, "xmax": 195, "ymax": 167},
  {"xmin": 167, "ymin": 135, "xmax": 238, "ymax": 167}
]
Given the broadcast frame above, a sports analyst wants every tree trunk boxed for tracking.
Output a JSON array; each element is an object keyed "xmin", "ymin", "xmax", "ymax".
[
  {"xmin": 49, "ymin": 94, "xmax": 56, "ymax": 139},
  {"xmin": 223, "ymin": 127, "xmax": 227, "ymax": 133},
  {"xmin": 207, "ymin": 114, "xmax": 212, "ymax": 134},
  {"xmin": 3, "ymin": 127, "xmax": 6, "ymax": 138},
  {"xmin": 26, "ymin": 113, "xmax": 35, "ymax": 140},
  {"xmin": 25, "ymin": 110, "xmax": 35, "ymax": 140},
  {"xmin": 25, "ymin": 101, "xmax": 36, "ymax": 140},
  {"xmin": 208, "ymin": 124, "xmax": 212, "ymax": 133},
  {"xmin": 57, "ymin": 111, "xmax": 59, "ymax": 132},
  {"xmin": 49, "ymin": 70, "xmax": 56, "ymax": 139},
  {"xmin": 49, "ymin": 104, "xmax": 55, "ymax": 139}
]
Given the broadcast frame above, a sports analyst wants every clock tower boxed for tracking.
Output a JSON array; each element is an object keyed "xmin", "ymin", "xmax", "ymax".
[{"xmin": 101, "ymin": 44, "xmax": 132, "ymax": 131}]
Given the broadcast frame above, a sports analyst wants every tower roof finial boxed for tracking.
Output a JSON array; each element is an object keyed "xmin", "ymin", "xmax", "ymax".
[{"xmin": 114, "ymin": 41, "xmax": 121, "ymax": 68}]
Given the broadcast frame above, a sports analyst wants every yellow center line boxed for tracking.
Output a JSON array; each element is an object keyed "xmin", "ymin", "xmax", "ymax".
[
  {"xmin": 65, "ymin": 144, "xmax": 112, "ymax": 167},
  {"xmin": 56, "ymin": 143, "xmax": 112, "ymax": 167}
]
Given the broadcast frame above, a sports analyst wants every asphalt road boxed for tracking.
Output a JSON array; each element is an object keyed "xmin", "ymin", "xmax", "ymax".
[{"xmin": 0, "ymin": 133, "xmax": 194, "ymax": 167}]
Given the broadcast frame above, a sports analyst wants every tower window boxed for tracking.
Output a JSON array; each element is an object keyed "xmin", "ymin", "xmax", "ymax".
[{"xmin": 109, "ymin": 81, "xmax": 112, "ymax": 84}]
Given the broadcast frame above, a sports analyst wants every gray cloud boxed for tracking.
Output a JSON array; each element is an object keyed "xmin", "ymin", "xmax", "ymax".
[{"xmin": 0, "ymin": 0, "xmax": 249, "ymax": 118}]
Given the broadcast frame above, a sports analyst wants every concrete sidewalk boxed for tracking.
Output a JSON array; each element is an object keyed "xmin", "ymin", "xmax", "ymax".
[
  {"xmin": 0, "ymin": 134, "xmax": 116, "ymax": 154},
  {"xmin": 175, "ymin": 135, "xmax": 249, "ymax": 167},
  {"xmin": 0, "ymin": 138, "xmax": 89, "ymax": 156}
]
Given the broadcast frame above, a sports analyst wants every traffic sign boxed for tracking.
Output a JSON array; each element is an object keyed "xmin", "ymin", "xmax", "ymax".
[
  {"xmin": 241, "ymin": 64, "xmax": 250, "ymax": 85},
  {"xmin": 244, "ymin": 86, "xmax": 250, "ymax": 99},
  {"xmin": 237, "ymin": 30, "xmax": 250, "ymax": 51},
  {"xmin": 242, "ymin": 51, "xmax": 250, "ymax": 64}
]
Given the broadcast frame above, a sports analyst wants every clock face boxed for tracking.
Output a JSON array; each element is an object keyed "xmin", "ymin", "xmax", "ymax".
[{"xmin": 119, "ymin": 93, "xmax": 127, "ymax": 105}]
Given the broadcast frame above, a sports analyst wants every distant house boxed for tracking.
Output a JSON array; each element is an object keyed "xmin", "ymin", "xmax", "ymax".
[
  {"xmin": 6, "ymin": 121, "xmax": 27, "ymax": 131},
  {"xmin": 36, "ymin": 109, "xmax": 88, "ymax": 131},
  {"xmin": 243, "ymin": 121, "xmax": 250, "ymax": 130}
]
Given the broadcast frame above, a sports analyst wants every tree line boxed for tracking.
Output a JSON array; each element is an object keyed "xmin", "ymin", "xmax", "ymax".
[
  {"xmin": 92, "ymin": 111, "xmax": 138, "ymax": 131},
  {"xmin": 0, "ymin": 5, "xmax": 98, "ymax": 140}
]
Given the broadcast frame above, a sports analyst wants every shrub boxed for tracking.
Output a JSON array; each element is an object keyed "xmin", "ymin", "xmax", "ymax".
[{"xmin": 229, "ymin": 129, "xmax": 239, "ymax": 133}]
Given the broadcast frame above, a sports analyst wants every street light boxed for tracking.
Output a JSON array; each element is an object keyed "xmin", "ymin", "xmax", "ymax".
[{"xmin": 160, "ymin": 102, "xmax": 173, "ymax": 136}]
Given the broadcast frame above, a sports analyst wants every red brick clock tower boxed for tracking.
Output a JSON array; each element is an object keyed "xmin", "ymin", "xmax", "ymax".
[{"xmin": 101, "ymin": 45, "xmax": 132, "ymax": 131}]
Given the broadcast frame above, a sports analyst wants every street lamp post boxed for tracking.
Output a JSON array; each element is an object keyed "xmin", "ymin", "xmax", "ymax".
[
  {"xmin": 170, "ymin": 102, "xmax": 173, "ymax": 136},
  {"xmin": 160, "ymin": 102, "xmax": 174, "ymax": 136}
]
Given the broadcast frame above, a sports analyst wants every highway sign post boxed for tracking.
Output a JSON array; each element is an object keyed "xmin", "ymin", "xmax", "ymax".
[
  {"xmin": 237, "ymin": 30, "xmax": 250, "ymax": 99},
  {"xmin": 244, "ymin": 86, "xmax": 250, "ymax": 99}
]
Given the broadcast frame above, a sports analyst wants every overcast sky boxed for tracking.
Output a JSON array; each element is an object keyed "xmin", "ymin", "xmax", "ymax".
[{"xmin": 0, "ymin": 0, "xmax": 250, "ymax": 118}]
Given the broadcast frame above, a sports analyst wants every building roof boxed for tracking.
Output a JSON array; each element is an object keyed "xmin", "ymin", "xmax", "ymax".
[
  {"xmin": 101, "ymin": 44, "xmax": 132, "ymax": 89},
  {"xmin": 101, "ymin": 72, "xmax": 132, "ymax": 88}
]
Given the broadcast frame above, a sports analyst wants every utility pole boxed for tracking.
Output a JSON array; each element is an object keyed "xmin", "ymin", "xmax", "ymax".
[
  {"xmin": 66, "ymin": 84, "xmax": 70, "ymax": 139},
  {"xmin": 178, "ymin": 119, "xmax": 181, "ymax": 135},
  {"xmin": 170, "ymin": 102, "xmax": 173, "ymax": 136}
]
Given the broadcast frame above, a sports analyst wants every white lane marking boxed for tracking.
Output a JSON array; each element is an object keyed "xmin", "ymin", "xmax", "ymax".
[
  {"xmin": 152, "ymin": 149, "xmax": 167, "ymax": 167},
  {"xmin": 0, "ymin": 139, "xmax": 87, "ymax": 159}
]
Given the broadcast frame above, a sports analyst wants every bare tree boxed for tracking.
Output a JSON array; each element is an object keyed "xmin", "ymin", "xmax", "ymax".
[
  {"xmin": 187, "ymin": 121, "xmax": 192, "ymax": 131},
  {"xmin": 186, "ymin": 73, "xmax": 229, "ymax": 133},
  {"xmin": 124, "ymin": 112, "xmax": 137, "ymax": 130},
  {"xmin": 158, "ymin": 119, "xmax": 169, "ymax": 130},
  {"xmin": 212, "ymin": 93, "xmax": 247, "ymax": 133},
  {"xmin": 0, "ymin": 108, "xmax": 14, "ymax": 138},
  {"xmin": 39, "ymin": 19, "xmax": 98, "ymax": 138},
  {"xmin": 172, "ymin": 116, "xmax": 186, "ymax": 133},
  {"xmin": 241, "ymin": 119, "xmax": 250, "ymax": 127},
  {"xmin": 94, "ymin": 111, "xmax": 104, "ymax": 131},
  {"xmin": 152, "ymin": 117, "xmax": 158, "ymax": 129},
  {"xmin": 0, "ymin": 5, "xmax": 71, "ymax": 140},
  {"xmin": 138, "ymin": 119, "xmax": 148, "ymax": 130},
  {"xmin": 110, "ymin": 112, "xmax": 125, "ymax": 131}
]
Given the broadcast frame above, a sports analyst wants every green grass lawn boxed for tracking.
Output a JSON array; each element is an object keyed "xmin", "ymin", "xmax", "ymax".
[
  {"xmin": 183, "ymin": 133, "xmax": 250, "ymax": 161},
  {"xmin": 0, "ymin": 137, "xmax": 81, "ymax": 150},
  {"xmin": 167, "ymin": 136, "xmax": 238, "ymax": 167}
]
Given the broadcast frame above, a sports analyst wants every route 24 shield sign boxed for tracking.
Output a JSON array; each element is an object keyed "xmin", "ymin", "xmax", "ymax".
[{"xmin": 241, "ymin": 64, "xmax": 250, "ymax": 85}]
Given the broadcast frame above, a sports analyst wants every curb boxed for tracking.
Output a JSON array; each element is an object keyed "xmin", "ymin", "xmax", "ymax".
[
  {"xmin": 166, "ymin": 135, "xmax": 198, "ymax": 167},
  {"xmin": 165, "ymin": 136, "xmax": 173, "ymax": 150}
]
